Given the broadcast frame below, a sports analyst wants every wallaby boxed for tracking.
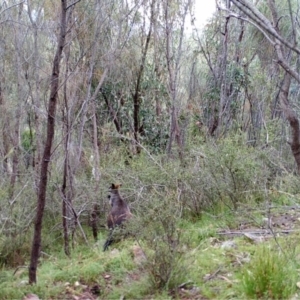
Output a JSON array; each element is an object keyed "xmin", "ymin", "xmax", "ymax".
[{"xmin": 103, "ymin": 183, "xmax": 132, "ymax": 251}]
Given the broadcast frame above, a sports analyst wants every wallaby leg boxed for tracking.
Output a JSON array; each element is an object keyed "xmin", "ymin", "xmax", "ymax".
[{"xmin": 103, "ymin": 229, "xmax": 114, "ymax": 251}]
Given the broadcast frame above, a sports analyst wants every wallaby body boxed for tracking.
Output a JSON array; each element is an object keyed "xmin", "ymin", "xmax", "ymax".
[{"xmin": 103, "ymin": 184, "xmax": 132, "ymax": 251}]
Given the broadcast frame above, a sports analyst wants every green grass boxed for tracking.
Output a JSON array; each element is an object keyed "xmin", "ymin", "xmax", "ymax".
[{"xmin": 1, "ymin": 207, "xmax": 300, "ymax": 300}]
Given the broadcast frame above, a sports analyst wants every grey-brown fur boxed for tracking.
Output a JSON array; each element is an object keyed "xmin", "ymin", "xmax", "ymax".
[{"xmin": 103, "ymin": 183, "xmax": 132, "ymax": 251}]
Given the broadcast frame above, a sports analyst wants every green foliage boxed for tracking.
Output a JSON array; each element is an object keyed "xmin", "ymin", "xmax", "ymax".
[
  {"xmin": 240, "ymin": 245, "xmax": 297, "ymax": 299},
  {"xmin": 1, "ymin": 205, "xmax": 300, "ymax": 299},
  {"xmin": 174, "ymin": 134, "xmax": 270, "ymax": 217},
  {"xmin": 274, "ymin": 172, "xmax": 300, "ymax": 195},
  {"xmin": 21, "ymin": 128, "xmax": 35, "ymax": 153},
  {"xmin": 115, "ymin": 276, "xmax": 152, "ymax": 299},
  {"xmin": 131, "ymin": 193, "xmax": 187, "ymax": 290},
  {"xmin": 139, "ymin": 106, "xmax": 169, "ymax": 154},
  {"xmin": 98, "ymin": 59, "xmax": 170, "ymax": 155},
  {"xmin": 201, "ymin": 135, "xmax": 268, "ymax": 209}
]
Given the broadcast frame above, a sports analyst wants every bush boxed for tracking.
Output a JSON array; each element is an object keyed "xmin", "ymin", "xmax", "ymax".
[
  {"xmin": 188, "ymin": 136, "xmax": 269, "ymax": 211},
  {"xmin": 131, "ymin": 192, "xmax": 187, "ymax": 290},
  {"xmin": 0, "ymin": 184, "xmax": 36, "ymax": 267}
]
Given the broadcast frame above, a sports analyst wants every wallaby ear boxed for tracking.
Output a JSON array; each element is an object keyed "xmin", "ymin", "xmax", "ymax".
[{"xmin": 111, "ymin": 183, "xmax": 122, "ymax": 190}]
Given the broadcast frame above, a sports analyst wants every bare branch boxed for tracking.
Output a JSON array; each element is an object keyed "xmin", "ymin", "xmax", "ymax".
[
  {"xmin": 66, "ymin": 0, "xmax": 82, "ymax": 10},
  {"xmin": 222, "ymin": 1, "xmax": 300, "ymax": 84},
  {"xmin": 231, "ymin": 0, "xmax": 300, "ymax": 55},
  {"xmin": 217, "ymin": 6, "xmax": 276, "ymax": 45},
  {"xmin": 0, "ymin": 1, "xmax": 25, "ymax": 16}
]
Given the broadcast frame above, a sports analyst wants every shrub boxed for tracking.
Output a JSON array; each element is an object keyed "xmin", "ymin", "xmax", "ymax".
[
  {"xmin": 196, "ymin": 136, "xmax": 268, "ymax": 210},
  {"xmin": 131, "ymin": 192, "xmax": 187, "ymax": 290}
]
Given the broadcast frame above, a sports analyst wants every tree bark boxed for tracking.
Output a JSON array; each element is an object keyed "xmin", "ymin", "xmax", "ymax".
[
  {"xmin": 217, "ymin": 15, "xmax": 230, "ymax": 137},
  {"xmin": 29, "ymin": 0, "xmax": 67, "ymax": 284},
  {"xmin": 61, "ymin": 10, "xmax": 72, "ymax": 256},
  {"xmin": 0, "ymin": 83, "xmax": 10, "ymax": 174}
]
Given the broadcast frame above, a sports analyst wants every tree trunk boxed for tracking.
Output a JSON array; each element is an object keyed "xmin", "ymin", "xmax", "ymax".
[
  {"xmin": 267, "ymin": 0, "xmax": 300, "ymax": 172},
  {"xmin": 217, "ymin": 15, "xmax": 229, "ymax": 137},
  {"xmin": 29, "ymin": 0, "xmax": 67, "ymax": 284},
  {"xmin": 279, "ymin": 73, "xmax": 300, "ymax": 173},
  {"xmin": 0, "ymin": 83, "xmax": 10, "ymax": 174},
  {"xmin": 62, "ymin": 27, "xmax": 71, "ymax": 257}
]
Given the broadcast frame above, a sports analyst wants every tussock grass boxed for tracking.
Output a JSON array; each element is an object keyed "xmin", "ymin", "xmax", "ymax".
[{"xmin": 240, "ymin": 245, "xmax": 298, "ymax": 299}]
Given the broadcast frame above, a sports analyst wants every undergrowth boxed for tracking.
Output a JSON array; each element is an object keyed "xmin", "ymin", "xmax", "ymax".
[
  {"xmin": 1, "ymin": 209, "xmax": 299, "ymax": 299},
  {"xmin": 1, "ymin": 137, "xmax": 300, "ymax": 299}
]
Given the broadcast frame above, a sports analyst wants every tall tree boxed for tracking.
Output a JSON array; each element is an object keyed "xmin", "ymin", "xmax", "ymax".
[{"xmin": 29, "ymin": 0, "xmax": 68, "ymax": 284}]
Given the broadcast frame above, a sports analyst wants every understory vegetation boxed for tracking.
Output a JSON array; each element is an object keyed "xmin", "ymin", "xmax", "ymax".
[{"xmin": 1, "ymin": 136, "xmax": 300, "ymax": 299}]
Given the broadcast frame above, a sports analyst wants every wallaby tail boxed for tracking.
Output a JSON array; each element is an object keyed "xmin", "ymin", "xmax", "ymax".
[
  {"xmin": 103, "ymin": 229, "xmax": 114, "ymax": 251},
  {"xmin": 91, "ymin": 211, "xmax": 98, "ymax": 241}
]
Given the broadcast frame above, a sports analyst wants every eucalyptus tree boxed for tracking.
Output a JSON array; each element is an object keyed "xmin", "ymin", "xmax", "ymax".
[
  {"xmin": 96, "ymin": 0, "xmax": 196, "ymax": 157},
  {"xmin": 25, "ymin": 0, "xmax": 46, "ymax": 174},
  {"xmin": 192, "ymin": 2, "xmax": 254, "ymax": 138},
  {"xmin": 225, "ymin": 0, "xmax": 300, "ymax": 172},
  {"xmin": 163, "ymin": 0, "xmax": 193, "ymax": 159},
  {"xmin": 29, "ymin": 0, "xmax": 69, "ymax": 284},
  {"xmin": 98, "ymin": 0, "xmax": 165, "ymax": 155},
  {"xmin": 0, "ymin": 0, "xmax": 57, "ymax": 189}
]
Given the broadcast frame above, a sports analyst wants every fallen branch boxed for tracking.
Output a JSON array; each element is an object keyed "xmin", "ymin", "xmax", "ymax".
[
  {"xmin": 13, "ymin": 265, "xmax": 27, "ymax": 276},
  {"xmin": 204, "ymin": 268, "xmax": 221, "ymax": 282},
  {"xmin": 217, "ymin": 229, "xmax": 297, "ymax": 236}
]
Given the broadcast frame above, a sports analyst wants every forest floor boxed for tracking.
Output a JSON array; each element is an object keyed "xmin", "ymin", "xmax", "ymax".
[{"xmin": 2, "ymin": 204, "xmax": 300, "ymax": 300}]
